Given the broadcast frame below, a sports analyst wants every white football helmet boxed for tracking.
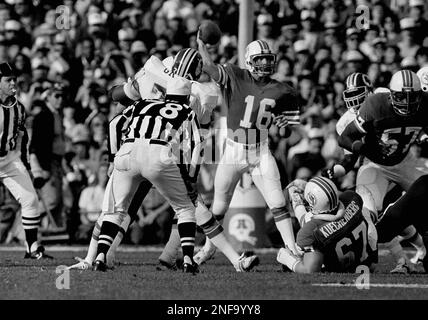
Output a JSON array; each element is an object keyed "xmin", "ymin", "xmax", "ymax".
[
  {"xmin": 304, "ymin": 177, "xmax": 339, "ymax": 215},
  {"xmin": 389, "ymin": 69, "xmax": 422, "ymax": 116},
  {"xmin": 343, "ymin": 72, "xmax": 373, "ymax": 112},
  {"xmin": 245, "ymin": 40, "xmax": 276, "ymax": 76},
  {"xmin": 417, "ymin": 66, "xmax": 428, "ymax": 92}
]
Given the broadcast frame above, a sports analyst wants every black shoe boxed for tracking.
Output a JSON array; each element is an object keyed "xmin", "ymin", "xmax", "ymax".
[
  {"xmin": 183, "ymin": 256, "xmax": 199, "ymax": 275},
  {"xmin": 93, "ymin": 260, "xmax": 107, "ymax": 272},
  {"xmin": 156, "ymin": 259, "xmax": 178, "ymax": 271},
  {"xmin": 24, "ymin": 246, "xmax": 53, "ymax": 260}
]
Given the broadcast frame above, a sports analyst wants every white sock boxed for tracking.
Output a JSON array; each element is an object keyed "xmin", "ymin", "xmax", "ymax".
[
  {"xmin": 275, "ymin": 218, "xmax": 296, "ymax": 251},
  {"xmin": 209, "ymin": 233, "xmax": 240, "ymax": 266}
]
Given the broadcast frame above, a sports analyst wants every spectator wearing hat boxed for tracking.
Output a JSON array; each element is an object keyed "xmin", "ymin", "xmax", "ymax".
[
  {"xmin": 13, "ymin": 0, "xmax": 38, "ymax": 37},
  {"xmin": 299, "ymin": 9, "xmax": 322, "ymax": 54},
  {"xmin": 293, "ymin": 40, "xmax": 314, "ymax": 76},
  {"xmin": 274, "ymin": 22, "xmax": 299, "ymax": 55},
  {"xmin": 398, "ymin": 18, "xmax": 420, "ymax": 59},
  {"xmin": 29, "ymin": 84, "xmax": 67, "ymax": 227},
  {"xmin": 130, "ymin": 40, "xmax": 149, "ymax": 71},
  {"xmin": 165, "ymin": 12, "xmax": 189, "ymax": 48},
  {"xmin": 383, "ymin": 14, "xmax": 401, "ymax": 46},
  {"xmin": 4, "ymin": 20, "xmax": 31, "ymax": 59},
  {"xmin": 75, "ymin": 162, "xmax": 109, "ymax": 243},
  {"xmin": 256, "ymin": 13, "xmax": 276, "ymax": 53},
  {"xmin": 372, "ymin": 37, "xmax": 387, "ymax": 63},
  {"xmin": 87, "ymin": 12, "xmax": 117, "ymax": 56},
  {"xmin": 360, "ymin": 25, "xmax": 380, "ymax": 62}
]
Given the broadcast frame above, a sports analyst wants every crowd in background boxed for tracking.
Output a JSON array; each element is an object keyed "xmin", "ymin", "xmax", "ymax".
[{"xmin": 0, "ymin": 0, "xmax": 427, "ymax": 247}]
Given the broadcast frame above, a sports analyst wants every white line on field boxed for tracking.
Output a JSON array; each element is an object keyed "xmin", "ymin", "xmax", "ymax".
[
  {"xmin": 0, "ymin": 246, "xmax": 397, "ymax": 256},
  {"xmin": 313, "ymin": 283, "xmax": 428, "ymax": 289}
]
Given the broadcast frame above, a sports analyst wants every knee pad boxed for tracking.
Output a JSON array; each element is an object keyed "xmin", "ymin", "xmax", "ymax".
[{"xmin": 20, "ymin": 191, "xmax": 39, "ymax": 218}]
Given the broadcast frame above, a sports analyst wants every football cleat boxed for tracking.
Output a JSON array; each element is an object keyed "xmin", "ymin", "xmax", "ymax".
[
  {"xmin": 24, "ymin": 246, "xmax": 53, "ymax": 260},
  {"xmin": 67, "ymin": 257, "xmax": 91, "ymax": 270},
  {"xmin": 92, "ymin": 259, "xmax": 107, "ymax": 272},
  {"xmin": 390, "ymin": 257, "xmax": 416, "ymax": 274},
  {"xmin": 156, "ymin": 259, "xmax": 178, "ymax": 271},
  {"xmin": 182, "ymin": 256, "xmax": 199, "ymax": 275},
  {"xmin": 235, "ymin": 252, "xmax": 260, "ymax": 272},
  {"xmin": 193, "ymin": 246, "xmax": 216, "ymax": 265}
]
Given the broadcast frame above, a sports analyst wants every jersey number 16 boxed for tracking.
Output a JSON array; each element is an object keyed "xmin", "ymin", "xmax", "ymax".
[{"xmin": 240, "ymin": 95, "xmax": 274, "ymax": 129}]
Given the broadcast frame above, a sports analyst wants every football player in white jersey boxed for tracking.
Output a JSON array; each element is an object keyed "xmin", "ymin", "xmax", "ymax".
[{"xmin": 68, "ymin": 49, "xmax": 259, "ymax": 272}]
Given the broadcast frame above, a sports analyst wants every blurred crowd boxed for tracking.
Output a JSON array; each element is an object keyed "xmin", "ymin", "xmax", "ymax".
[{"xmin": 0, "ymin": 0, "xmax": 427, "ymax": 246}]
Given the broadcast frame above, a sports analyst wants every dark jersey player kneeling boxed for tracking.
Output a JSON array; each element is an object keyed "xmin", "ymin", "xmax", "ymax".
[{"xmin": 277, "ymin": 177, "xmax": 378, "ymax": 273}]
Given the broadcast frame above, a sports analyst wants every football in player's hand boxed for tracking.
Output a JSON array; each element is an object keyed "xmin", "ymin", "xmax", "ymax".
[{"xmin": 198, "ymin": 20, "xmax": 221, "ymax": 46}]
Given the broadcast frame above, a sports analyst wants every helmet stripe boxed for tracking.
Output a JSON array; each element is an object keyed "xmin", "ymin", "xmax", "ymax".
[
  {"xmin": 182, "ymin": 50, "xmax": 198, "ymax": 80},
  {"xmin": 256, "ymin": 40, "xmax": 265, "ymax": 52},
  {"xmin": 175, "ymin": 49, "xmax": 191, "ymax": 77},
  {"xmin": 311, "ymin": 177, "xmax": 338, "ymax": 210},
  {"xmin": 175, "ymin": 48, "xmax": 197, "ymax": 79}
]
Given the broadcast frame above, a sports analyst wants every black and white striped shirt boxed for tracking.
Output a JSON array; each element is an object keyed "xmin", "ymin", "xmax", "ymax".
[{"xmin": 0, "ymin": 98, "xmax": 27, "ymax": 160}]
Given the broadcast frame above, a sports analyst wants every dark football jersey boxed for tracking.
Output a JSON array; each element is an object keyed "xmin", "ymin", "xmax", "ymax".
[
  {"xmin": 354, "ymin": 92, "xmax": 428, "ymax": 166},
  {"xmin": 297, "ymin": 191, "xmax": 377, "ymax": 272},
  {"xmin": 217, "ymin": 63, "xmax": 300, "ymax": 144}
]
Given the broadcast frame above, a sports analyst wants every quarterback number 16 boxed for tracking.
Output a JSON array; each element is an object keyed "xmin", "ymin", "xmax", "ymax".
[{"xmin": 240, "ymin": 95, "xmax": 274, "ymax": 129}]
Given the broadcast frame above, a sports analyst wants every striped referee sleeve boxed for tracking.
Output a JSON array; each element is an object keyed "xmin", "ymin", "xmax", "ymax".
[{"xmin": 107, "ymin": 105, "xmax": 134, "ymax": 162}]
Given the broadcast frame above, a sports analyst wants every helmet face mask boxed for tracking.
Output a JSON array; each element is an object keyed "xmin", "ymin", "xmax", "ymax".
[
  {"xmin": 247, "ymin": 53, "xmax": 276, "ymax": 76},
  {"xmin": 245, "ymin": 40, "xmax": 276, "ymax": 77},
  {"xmin": 389, "ymin": 70, "xmax": 422, "ymax": 116},
  {"xmin": 343, "ymin": 72, "xmax": 372, "ymax": 112},
  {"xmin": 343, "ymin": 86, "xmax": 369, "ymax": 112},
  {"xmin": 390, "ymin": 89, "xmax": 422, "ymax": 115}
]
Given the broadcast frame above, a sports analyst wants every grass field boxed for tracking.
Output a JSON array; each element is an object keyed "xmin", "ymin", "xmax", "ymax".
[{"xmin": 1, "ymin": 246, "xmax": 428, "ymax": 300}]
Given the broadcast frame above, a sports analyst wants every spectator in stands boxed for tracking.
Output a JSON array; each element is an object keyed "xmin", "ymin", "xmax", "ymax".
[{"xmin": 75, "ymin": 162, "xmax": 109, "ymax": 243}]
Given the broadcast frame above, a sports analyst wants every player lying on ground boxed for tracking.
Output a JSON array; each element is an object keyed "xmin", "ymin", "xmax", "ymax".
[
  {"xmin": 277, "ymin": 177, "xmax": 378, "ymax": 273},
  {"xmin": 326, "ymin": 70, "xmax": 427, "ymax": 272}
]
